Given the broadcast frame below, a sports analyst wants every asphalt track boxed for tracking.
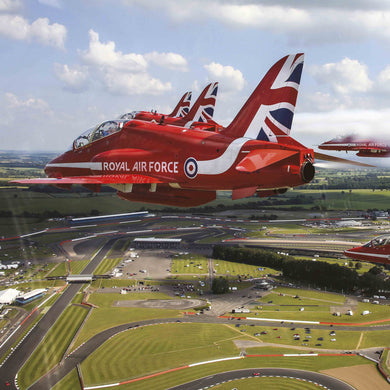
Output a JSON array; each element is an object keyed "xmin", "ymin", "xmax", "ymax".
[
  {"xmin": 27, "ymin": 315, "xmax": 386, "ymax": 389},
  {"xmin": 0, "ymin": 238, "xmax": 117, "ymax": 390},
  {"xmin": 168, "ymin": 368, "xmax": 356, "ymax": 390}
]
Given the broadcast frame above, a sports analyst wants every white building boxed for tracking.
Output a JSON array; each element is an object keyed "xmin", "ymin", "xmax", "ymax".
[
  {"xmin": 15, "ymin": 289, "xmax": 46, "ymax": 304},
  {"xmin": 0, "ymin": 289, "xmax": 20, "ymax": 304}
]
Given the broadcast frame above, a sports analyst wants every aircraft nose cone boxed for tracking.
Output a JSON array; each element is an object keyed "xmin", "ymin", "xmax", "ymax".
[{"xmin": 44, "ymin": 153, "xmax": 65, "ymax": 177}]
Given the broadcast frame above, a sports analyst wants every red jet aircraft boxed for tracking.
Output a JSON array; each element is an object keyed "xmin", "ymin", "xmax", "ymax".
[
  {"xmin": 120, "ymin": 82, "xmax": 218, "ymax": 128},
  {"xmin": 14, "ymin": 53, "xmax": 350, "ymax": 207},
  {"xmin": 120, "ymin": 90, "xmax": 191, "ymax": 121},
  {"xmin": 319, "ymin": 134, "xmax": 390, "ymax": 157},
  {"xmin": 344, "ymin": 234, "xmax": 390, "ymax": 265}
]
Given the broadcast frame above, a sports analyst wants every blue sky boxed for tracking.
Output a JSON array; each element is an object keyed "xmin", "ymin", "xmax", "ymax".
[{"xmin": 2, "ymin": 0, "xmax": 390, "ymax": 167}]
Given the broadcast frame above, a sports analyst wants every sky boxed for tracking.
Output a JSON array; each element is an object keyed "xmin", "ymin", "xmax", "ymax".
[{"xmin": 2, "ymin": 0, "xmax": 390, "ymax": 167}]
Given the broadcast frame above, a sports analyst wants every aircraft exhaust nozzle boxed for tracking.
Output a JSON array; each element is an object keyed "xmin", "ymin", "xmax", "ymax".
[{"xmin": 301, "ymin": 160, "xmax": 315, "ymax": 183}]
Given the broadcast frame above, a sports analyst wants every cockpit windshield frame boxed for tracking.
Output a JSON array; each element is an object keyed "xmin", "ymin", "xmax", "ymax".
[
  {"xmin": 364, "ymin": 234, "xmax": 390, "ymax": 248},
  {"xmin": 119, "ymin": 111, "xmax": 139, "ymax": 121},
  {"xmin": 73, "ymin": 119, "xmax": 129, "ymax": 150}
]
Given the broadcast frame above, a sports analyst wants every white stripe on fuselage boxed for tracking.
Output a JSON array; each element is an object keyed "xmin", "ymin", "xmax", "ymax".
[
  {"xmin": 197, "ymin": 137, "xmax": 249, "ymax": 175},
  {"xmin": 46, "ymin": 162, "xmax": 103, "ymax": 170},
  {"xmin": 345, "ymin": 250, "xmax": 390, "ymax": 259}
]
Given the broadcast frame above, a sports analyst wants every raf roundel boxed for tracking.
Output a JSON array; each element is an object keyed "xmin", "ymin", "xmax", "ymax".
[{"xmin": 184, "ymin": 157, "xmax": 198, "ymax": 178}]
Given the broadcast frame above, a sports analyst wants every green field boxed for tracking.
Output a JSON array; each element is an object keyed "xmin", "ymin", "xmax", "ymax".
[
  {"xmin": 69, "ymin": 259, "xmax": 90, "ymax": 274},
  {"xmin": 8, "ymin": 280, "xmax": 65, "ymax": 291},
  {"xmin": 106, "ymin": 354, "xmax": 369, "ymax": 390},
  {"xmin": 47, "ymin": 261, "xmax": 67, "ymax": 277},
  {"xmin": 18, "ymin": 305, "xmax": 89, "ymax": 389},
  {"xmin": 244, "ymin": 305, "xmax": 390, "ymax": 324},
  {"xmin": 80, "ymin": 323, "xmax": 243, "ymax": 385},
  {"xmin": 72, "ymin": 292, "xmax": 182, "ymax": 348},
  {"xmin": 171, "ymin": 254, "xmax": 209, "ymax": 274},
  {"xmin": 51, "ymin": 369, "xmax": 81, "ymax": 390},
  {"xmin": 94, "ymin": 257, "xmax": 122, "ymax": 275},
  {"xmin": 295, "ymin": 189, "xmax": 390, "ymax": 210},
  {"xmin": 213, "ymin": 259, "xmax": 278, "ymax": 278},
  {"xmin": 271, "ymin": 287, "xmax": 347, "ymax": 304},
  {"xmin": 359, "ymin": 330, "xmax": 390, "ymax": 349},
  {"xmin": 230, "ymin": 287, "xmax": 390, "ymax": 325},
  {"xmin": 258, "ymin": 289, "xmax": 345, "ymax": 306},
  {"xmin": 78, "ymin": 322, "xmax": 370, "ymax": 390},
  {"xmin": 231, "ymin": 324, "xmax": 362, "ymax": 350},
  {"xmin": 91, "ymin": 279, "xmax": 137, "ymax": 288}
]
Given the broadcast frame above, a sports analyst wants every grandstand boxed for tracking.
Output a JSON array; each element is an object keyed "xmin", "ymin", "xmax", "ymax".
[
  {"xmin": 15, "ymin": 289, "xmax": 46, "ymax": 305},
  {"xmin": 133, "ymin": 237, "xmax": 182, "ymax": 248}
]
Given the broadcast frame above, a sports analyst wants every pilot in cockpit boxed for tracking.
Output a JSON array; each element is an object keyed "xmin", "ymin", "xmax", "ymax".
[{"xmin": 73, "ymin": 120, "xmax": 128, "ymax": 149}]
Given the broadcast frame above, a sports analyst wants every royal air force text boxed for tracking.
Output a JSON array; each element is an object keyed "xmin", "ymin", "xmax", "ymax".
[{"xmin": 103, "ymin": 161, "xmax": 179, "ymax": 174}]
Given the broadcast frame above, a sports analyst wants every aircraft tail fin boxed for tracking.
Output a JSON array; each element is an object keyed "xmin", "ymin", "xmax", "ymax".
[
  {"xmin": 173, "ymin": 82, "xmax": 218, "ymax": 127},
  {"xmin": 168, "ymin": 91, "xmax": 192, "ymax": 118},
  {"xmin": 222, "ymin": 54, "xmax": 304, "ymax": 143}
]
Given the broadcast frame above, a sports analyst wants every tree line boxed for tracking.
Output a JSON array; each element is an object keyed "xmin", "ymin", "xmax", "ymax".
[{"xmin": 212, "ymin": 245, "xmax": 390, "ymax": 294}]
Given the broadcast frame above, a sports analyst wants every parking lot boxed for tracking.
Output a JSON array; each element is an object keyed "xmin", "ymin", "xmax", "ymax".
[{"xmin": 117, "ymin": 250, "xmax": 172, "ymax": 279}]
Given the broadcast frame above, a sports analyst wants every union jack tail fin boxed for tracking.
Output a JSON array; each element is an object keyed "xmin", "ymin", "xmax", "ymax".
[
  {"xmin": 168, "ymin": 91, "xmax": 192, "ymax": 118},
  {"xmin": 222, "ymin": 54, "xmax": 304, "ymax": 143},
  {"xmin": 173, "ymin": 82, "xmax": 218, "ymax": 127}
]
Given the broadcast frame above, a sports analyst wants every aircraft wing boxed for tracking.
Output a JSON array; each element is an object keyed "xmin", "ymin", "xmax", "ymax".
[{"xmin": 11, "ymin": 174, "xmax": 164, "ymax": 185}]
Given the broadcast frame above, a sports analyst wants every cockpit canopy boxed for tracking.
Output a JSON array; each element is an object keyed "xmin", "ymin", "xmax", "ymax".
[
  {"xmin": 119, "ymin": 111, "xmax": 139, "ymax": 120},
  {"xmin": 73, "ymin": 119, "xmax": 129, "ymax": 149},
  {"xmin": 364, "ymin": 234, "xmax": 390, "ymax": 248}
]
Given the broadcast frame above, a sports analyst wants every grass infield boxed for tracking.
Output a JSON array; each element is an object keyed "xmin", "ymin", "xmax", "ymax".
[
  {"xmin": 72, "ymin": 292, "xmax": 182, "ymax": 348},
  {"xmin": 17, "ymin": 305, "xmax": 89, "ymax": 389},
  {"xmin": 78, "ymin": 322, "xmax": 370, "ymax": 390}
]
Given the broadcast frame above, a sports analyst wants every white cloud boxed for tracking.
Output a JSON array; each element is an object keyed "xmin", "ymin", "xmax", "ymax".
[
  {"xmin": 0, "ymin": 14, "xmax": 66, "ymax": 48},
  {"xmin": 212, "ymin": 3, "xmax": 310, "ymax": 30},
  {"xmin": 81, "ymin": 30, "xmax": 147, "ymax": 72},
  {"xmin": 54, "ymin": 64, "xmax": 89, "ymax": 92},
  {"xmin": 310, "ymin": 58, "xmax": 372, "ymax": 95},
  {"xmin": 104, "ymin": 72, "xmax": 172, "ymax": 95},
  {"xmin": 121, "ymin": 0, "xmax": 390, "ymax": 44},
  {"xmin": 294, "ymin": 109, "xmax": 390, "ymax": 151},
  {"xmin": 0, "ymin": 0, "xmax": 22, "ymax": 12},
  {"xmin": 299, "ymin": 92, "xmax": 344, "ymax": 112},
  {"xmin": 5, "ymin": 92, "xmax": 50, "ymax": 111},
  {"xmin": 144, "ymin": 51, "xmax": 188, "ymax": 71},
  {"xmin": 56, "ymin": 29, "xmax": 177, "ymax": 96},
  {"xmin": 81, "ymin": 30, "xmax": 188, "ymax": 73},
  {"xmin": 375, "ymin": 65, "xmax": 390, "ymax": 94},
  {"xmin": 30, "ymin": 18, "xmax": 66, "ymax": 49},
  {"xmin": 204, "ymin": 62, "xmax": 244, "ymax": 92}
]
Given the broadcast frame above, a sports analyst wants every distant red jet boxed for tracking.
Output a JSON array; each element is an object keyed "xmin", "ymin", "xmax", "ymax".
[
  {"xmin": 319, "ymin": 134, "xmax": 390, "ymax": 157},
  {"xmin": 344, "ymin": 234, "xmax": 390, "ymax": 265},
  {"xmin": 120, "ymin": 82, "xmax": 218, "ymax": 128},
  {"xmin": 120, "ymin": 90, "xmax": 191, "ymax": 121}
]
